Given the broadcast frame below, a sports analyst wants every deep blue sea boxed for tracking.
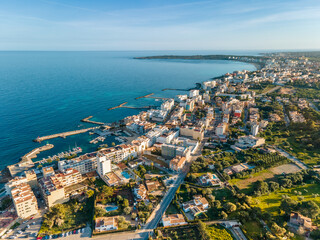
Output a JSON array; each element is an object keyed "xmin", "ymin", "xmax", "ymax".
[{"xmin": 0, "ymin": 51, "xmax": 257, "ymax": 170}]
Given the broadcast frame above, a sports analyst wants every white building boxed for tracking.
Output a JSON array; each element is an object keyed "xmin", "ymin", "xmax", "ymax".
[
  {"xmin": 162, "ymin": 214, "xmax": 187, "ymax": 227},
  {"xmin": 251, "ymin": 124, "xmax": 259, "ymax": 136},
  {"xmin": 189, "ymin": 89, "xmax": 199, "ymax": 98},
  {"xmin": 97, "ymin": 153, "xmax": 112, "ymax": 177},
  {"xmin": 95, "ymin": 217, "xmax": 118, "ymax": 232}
]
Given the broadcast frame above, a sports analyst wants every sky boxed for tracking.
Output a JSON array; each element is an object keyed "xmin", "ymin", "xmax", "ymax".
[{"xmin": 0, "ymin": 0, "xmax": 319, "ymax": 51}]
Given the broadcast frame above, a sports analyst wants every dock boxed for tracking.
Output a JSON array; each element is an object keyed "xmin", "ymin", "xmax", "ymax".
[
  {"xmin": 33, "ymin": 127, "xmax": 98, "ymax": 143},
  {"xmin": 108, "ymin": 102, "xmax": 128, "ymax": 110},
  {"xmin": 121, "ymin": 105, "xmax": 156, "ymax": 109},
  {"xmin": 135, "ymin": 93, "xmax": 154, "ymax": 100},
  {"xmin": 81, "ymin": 116, "xmax": 104, "ymax": 125},
  {"xmin": 7, "ymin": 143, "xmax": 54, "ymax": 177}
]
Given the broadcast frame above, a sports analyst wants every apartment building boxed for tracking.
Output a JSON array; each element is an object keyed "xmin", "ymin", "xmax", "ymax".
[
  {"xmin": 11, "ymin": 183, "xmax": 38, "ymax": 219},
  {"xmin": 58, "ymin": 152, "xmax": 97, "ymax": 174},
  {"xmin": 38, "ymin": 176, "xmax": 67, "ymax": 208}
]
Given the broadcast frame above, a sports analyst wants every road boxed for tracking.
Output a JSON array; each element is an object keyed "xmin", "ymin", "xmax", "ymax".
[
  {"xmin": 274, "ymin": 147, "xmax": 308, "ymax": 170},
  {"xmin": 93, "ymin": 141, "xmax": 205, "ymax": 240}
]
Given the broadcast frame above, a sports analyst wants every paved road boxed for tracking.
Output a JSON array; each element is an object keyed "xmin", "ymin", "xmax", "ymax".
[
  {"xmin": 274, "ymin": 147, "xmax": 308, "ymax": 170},
  {"xmin": 93, "ymin": 142, "xmax": 205, "ymax": 240}
]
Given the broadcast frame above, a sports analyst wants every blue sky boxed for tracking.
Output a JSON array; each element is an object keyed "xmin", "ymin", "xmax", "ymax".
[{"xmin": 0, "ymin": 0, "xmax": 319, "ymax": 50}]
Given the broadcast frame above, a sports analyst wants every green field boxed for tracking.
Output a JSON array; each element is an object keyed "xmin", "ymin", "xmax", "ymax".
[
  {"xmin": 241, "ymin": 221, "xmax": 264, "ymax": 240},
  {"xmin": 251, "ymin": 183, "xmax": 320, "ymax": 215},
  {"xmin": 207, "ymin": 224, "xmax": 233, "ymax": 240}
]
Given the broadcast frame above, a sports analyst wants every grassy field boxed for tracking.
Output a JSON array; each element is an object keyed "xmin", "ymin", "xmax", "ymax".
[
  {"xmin": 207, "ymin": 224, "xmax": 233, "ymax": 240},
  {"xmin": 160, "ymin": 225, "xmax": 200, "ymax": 240},
  {"xmin": 241, "ymin": 221, "xmax": 264, "ymax": 240},
  {"xmin": 229, "ymin": 169, "xmax": 275, "ymax": 191},
  {"xmin": 251, "ymin": 183, "xmax": 320, "ymax": 216},
  {"xmin": 166, "ymin": 203, "xmax": 180, "ymax": 215}
]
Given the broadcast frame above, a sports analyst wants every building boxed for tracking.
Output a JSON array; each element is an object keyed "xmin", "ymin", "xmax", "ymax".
[
  {"xmin": 51, "ymin": 168, "xmax": 83, "ymax": 187},
  {"xmin": 42, "ymin": 167, "xmax": 55, "ymax": 178},
  {"xmin": 99, "ymin": 144, "xmax": 137, "ymax": 163},
  {"xmin": 199, "ymin": 173, "xmax": 221, "ymax": 187},
  {"xmin": 161, "ymin": 144, "xmax": 190, "ymax": 160},
  {"xmin": 185, "ymin": 99, "xmax": 195, "ymax": 111},
  {"xmin": 5, "ymin": 172, "xmax": 37, "ymax": 196},
  {"xmin": 101, "ymin": 172, "xmax": 122, "ymax": 186},
  {"xmin": 11, "ymin": 183, "xmax": 38, "ymax": 219},
  {"xmin": 180, "ymin": 125, "xmax": 204, "ymax": 140},
  {"xmin": 251, "ymin": 124, "xmax": 259, "ymax": 136},
  {"xmin": 58, "ymin": 152, "xmax": 97, "ymax": 174},
  {"xmin": 289, "ymin": 212, "xmax": 315, "ymax": 231},
  {"xmin": 182, "ymin": 195, "xmax": 209, "ymax": 217},
  {"xmin": 145, "ymin": 180, "xmax": 161, "ymax": 193},
  {"xmin": 162, "ymin": 214, "xmax": 187, "ymax": 227},
  {"xmin": 95, "ymin": 217, "xmax": 118, "ymax": 232},
  {"xmin": 38, "ymin": 176, "xmax": 67, "ymax": 208},
  {"xmin": 215, "ymin": 123, "xmax": 227, "ymax": 136},
  {"xmin": 234, "ymin": 135, "xmax": 265, "ymax": 149},
  {"xmin": 189, "ymin": 89, "xmax": 199, "ymax": 98},
  {"xmin": 133, "ymin": 184, "xmax": 147, "ymax": 200},
  {"xmin": 169, "ymin": 156, "xmax": 186, "ymax": 172},
  {"xmin": 156, "ymin": 129, "xmax": 179, "ymax": 144},
  {"xmin": 96, "ymin": 153, "xmax": 112, "ymax": 177}
]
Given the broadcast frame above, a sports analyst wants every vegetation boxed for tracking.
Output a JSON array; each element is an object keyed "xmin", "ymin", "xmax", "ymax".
[{"xmin": 39, "ymin": 197, "xmax": 94, "ymax": 236}]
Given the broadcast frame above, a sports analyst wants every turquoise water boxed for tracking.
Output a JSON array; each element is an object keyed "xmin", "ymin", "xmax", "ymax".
[
  {"xmin": 121, "ymin": 171, "xmax": 131, "ymax": 179},
  {"xmin": 105, "ymin": 206, "xmax": 118, "ymax": 212},
  {"xmin": 0, "ymin": 51, "xmax": 256, "ymax": 170}
]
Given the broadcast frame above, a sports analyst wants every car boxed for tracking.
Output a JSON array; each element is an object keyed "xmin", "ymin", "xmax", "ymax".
[
  {"xmin": 32, "ymin": 221, "xmax": 36, "ymax": 225},
  {"xmin": 73, "ymin": 230, "xmax": 76, "ymax": 234},
  {"xmin": 26, "ymin": 225, "xmax": 30, "ymax": 228},
  {"xmin": 36, "ymin": 237, "xmax": 42, "ymax": 240},
  {"xmin": 18, "ymin": 230, "xmax": 22, "ymax": 234},
  {"xmin": 9, "ymin": 236, "xmax": 16, "ymax": 239},
  {"xmin": 23, "ymin": 220, "xmax": 28, "ymax": 224},
  {"xmin": 76, "ymin": 229, "xmax": 79, "ymax": 234},
  {"xmin": 30, "ymin": 216, "xmax": 34, "ymax": 220}
]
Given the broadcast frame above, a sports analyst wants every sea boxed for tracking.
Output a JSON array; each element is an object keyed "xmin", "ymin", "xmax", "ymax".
[{"xmin": 0, "ymin": 51, "xmax": 257, "ymax": 170}]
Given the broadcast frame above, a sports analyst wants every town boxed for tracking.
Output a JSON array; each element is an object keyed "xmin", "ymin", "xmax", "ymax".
[{"xmin": 1, "ymin": 52, "xmax": 320, "ymax": 240}]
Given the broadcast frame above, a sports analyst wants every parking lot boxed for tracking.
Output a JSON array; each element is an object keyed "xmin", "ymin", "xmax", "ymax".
[{"xmin": 2, "ymin": 216, "xmax": 42, "ymax": 239}]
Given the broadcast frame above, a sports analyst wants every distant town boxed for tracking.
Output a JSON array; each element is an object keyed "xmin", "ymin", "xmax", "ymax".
[{"xmin": 1, "ymin": 52, "xmax": 320, "ymax": 240}]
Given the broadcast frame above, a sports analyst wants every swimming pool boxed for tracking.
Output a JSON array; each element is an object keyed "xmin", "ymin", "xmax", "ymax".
[
  {"xmin": 121, "ymin": 171, "xmax": 131, "ymax": 179},
  {"xmin": 105, "ymin": 206, "xmax": 118, "ymax": 212}
]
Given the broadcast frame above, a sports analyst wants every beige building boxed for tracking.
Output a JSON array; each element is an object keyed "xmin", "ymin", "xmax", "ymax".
[
  {"xmin": 39, "ymin": 176, "xmax": 67, "ymax": 208},
  {"xmin": 11, "ymin": 183, "xmax": 38, "ymax": 219},
  {"xmin": 170, "ymin": 156, "xmax": 187, "ymax": 172},
  {"xmin": 180, "ymin": 125, "xmax": 204, "ymax": 140},
  {"xmin": 42, "ymin": 166, "xmax": 55, "ymax": 178},
  {"xmin": 52, "ymin": 168, "xmax": 82, "ymax": 187}
]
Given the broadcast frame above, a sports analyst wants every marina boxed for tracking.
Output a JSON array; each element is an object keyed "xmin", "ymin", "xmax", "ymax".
[
  {"xmin": 34, "ymin": 147, "xmax": 82, "ymax": 164},
  {"xmin": 33, "ymin": 127, "xmax": 98, "ymax": 142}
]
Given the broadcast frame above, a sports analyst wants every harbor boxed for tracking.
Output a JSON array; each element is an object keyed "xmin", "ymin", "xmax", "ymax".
[
  {"xmin": 34, "ymin": 147, "xmax": 82, "ymax": 164},
  {"xmin": 33, "ymin": 127, "xmax": 98, "ymax": 142},
  {"xmin": 81, "ymin": 116, "xmax": 104, "ymax": 125}
]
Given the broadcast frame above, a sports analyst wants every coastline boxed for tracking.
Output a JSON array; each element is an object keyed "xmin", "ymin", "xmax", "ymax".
[{"xmin": 0, "ymin": 53, "xmax": 258, "ymax": 172}]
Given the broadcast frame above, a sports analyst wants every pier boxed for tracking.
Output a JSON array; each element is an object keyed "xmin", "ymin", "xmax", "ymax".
[
  {"xmin": 21, "ymin": 144, "xmax": 54, "ymax": 162},
  {"xmin": 135, "ymin": 93, "xmax": 154, "ymax": 100},
  {"xmin": 121, "ymin": 105, "xmax": 156, "ymax": 110},
  {"xmin": 33, "ymin": 127, "xmax": 98, "ymax": 143},
  {"xmin": 108, "ymin": 102, "xmax": 128, "ymax": 110},
  {"xmin": 81, "ymin": 116, "xmax": 104, "ymax": 125}
]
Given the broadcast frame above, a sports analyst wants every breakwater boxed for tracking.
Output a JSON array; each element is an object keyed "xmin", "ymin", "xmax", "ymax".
[
  {"xmin": 108, "ymin": 102, "xmax": 128, "ymax": 110},
  {"xmin": 135, "ymin": 93, "xmax": 154, "ymax": 100},
  {"xmin": 33, "ymin": 127, "xmax": 98, "ymax": 142},
  {"xmin": 81, "ymin": 116, "xmax": 104, "ymax": 125}
]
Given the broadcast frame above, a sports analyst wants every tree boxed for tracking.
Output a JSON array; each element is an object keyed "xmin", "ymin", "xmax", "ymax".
[
  {"xmin": 131, "ymin": 212, "xmax": 137, "ymax": 220},
  {"xmin": 271, "ymin": 222, "xmax": 286, "ymax": 236},
  {"xmin": 224, "ymin": 202, "xmax": 237, "ymax": 213},
  {"xmin": 95, "ymin": 207, "xmax": 106, "ymax": 217},
  {"xmin": 86, "ymin": 190, "xmax": 94, "ymax": 198},
  {"xmin": 220, "ymin": 211, "xmax": 228, "ymax": 220},
  {"xmin": 102, "ymin": 185, "xmax": 114, "ymax": 197},
  {"xmin": 117, "ymin": 195, "xmax": 123, "ymax": 202},
  {"xmin": 300, "ymin": 200, "xmax": 320, "ymax": 219},
  {"xmin": 123, "ymin": 199, "xmax": 129, "ymax": 208},
  {"xmin": 124, "ymin": 206, "xmax": 132, "ymax": 215},
  {"xmin": 198, "ymin": 221, "xmax": 210, "ymax": 240}
]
